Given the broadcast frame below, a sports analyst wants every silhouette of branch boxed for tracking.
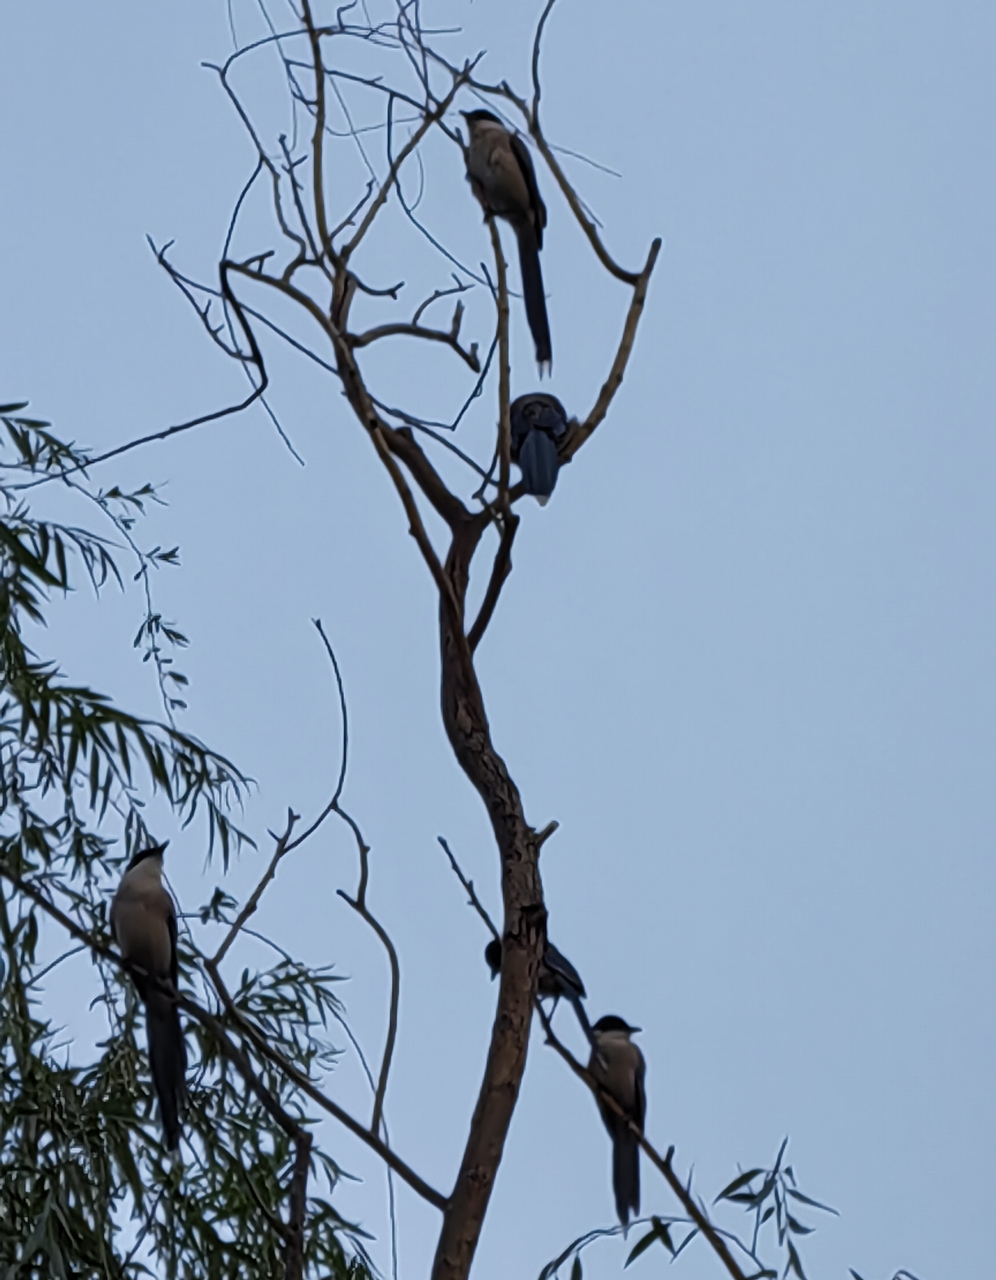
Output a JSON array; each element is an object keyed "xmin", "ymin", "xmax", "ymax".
[
  {"xmin": 437, "ymin": 836, "xmax": 499, "ymax": 940},
  {"xmin": 467, "ymin": 512, "xmax": 518, "ymax": 651}
]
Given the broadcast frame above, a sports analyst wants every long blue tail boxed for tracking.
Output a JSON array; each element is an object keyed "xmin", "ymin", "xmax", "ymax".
[
  {"xmin": 517, "ymin": 223, "xmax": 552, "ymax": 370},
  {"xmin": 146, "ymin": 994, "xmax": 186, "ymax": 1151},
  {"xmin": 517, "ymin": 429, "xmax": 560, "ymax": 500}
]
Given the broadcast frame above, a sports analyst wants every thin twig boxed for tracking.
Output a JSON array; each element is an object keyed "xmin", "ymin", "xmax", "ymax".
[
  {"xmin": 348, "ymin": 316, "xmax": 480, "ymax": 371},
  {"xmin": 437, "ymin": 836, "xmax": 499, "ymax": 940},
  {"xmin": 342, "ymin": 73, "xmax": 471, "ymax": 260},
  {"xmin": 485, "ymin": 218, "xmax": 512, "ymax": 503},
  {"xmin": 211, "ymin": 808, "xmax": 300, "ymax": 967},
  {"xmin": 566, "ymin": 237, "xmax": 662, "ymax": 459},
  {"xmin": 530, "ymin": 0, "xmax": 559, "ymax": 127},
  {"xmin": 10, "ymin": 266, "xmax": 268, "ymax": 492},
  {"xmin": 310, "ymin": 618, "xmax": 402, "ymax": 1137},
  {"xmin": 467, "ymin": 512, "xmax": 518, "ymax": 651}
]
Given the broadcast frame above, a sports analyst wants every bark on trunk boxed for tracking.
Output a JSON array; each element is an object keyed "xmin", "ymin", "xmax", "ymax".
[{"xmin": 430, "ymin": 528, "xmax": 547, "ymax": 1280}]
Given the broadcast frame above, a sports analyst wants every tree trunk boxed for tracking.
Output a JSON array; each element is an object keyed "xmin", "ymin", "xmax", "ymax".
[{"xmin": 430, "ymin": 527, "xmax": 547, "ymax": 1280}]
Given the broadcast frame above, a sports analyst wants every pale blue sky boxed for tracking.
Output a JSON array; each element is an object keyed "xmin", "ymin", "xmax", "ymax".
[{"xmin": 2, "ymin": 2, "xmax": 994, "ymax": 1278}]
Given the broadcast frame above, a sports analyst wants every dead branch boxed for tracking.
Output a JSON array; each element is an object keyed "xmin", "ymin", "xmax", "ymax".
[
  {"xmin": 348, "ymin": 315, "xmax": 480, "ymax": 372},
  {"xmin": 311, "ymin": 618, "xmax": 401, "ymax": 1139},
  {"xmin": 467, "ymin": 512, "xmax": 518, "ymax": 651},
  {"xmin": 212, "ymin": 807, "xmax": 300, "ymax": 967},
  {"xmin": 484, "ymin": 216, "xmax": 513, "ymax": 501},
  {"xmin": 567, "ymin": 236, "xmax": 662, "ymax": 458},
  {"xmin": 437, "ymin": 836, "xmax": 500, "ymax": 941}
]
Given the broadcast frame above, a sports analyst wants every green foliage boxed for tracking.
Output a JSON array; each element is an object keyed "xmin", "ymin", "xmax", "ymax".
[
  {"xmin": 0, "ymin": 406, "xmax": 372, "ymax": 1279},
  {"xmin": 538, "ymin": 1141, "xmax": 838, "ymax": 1280}
]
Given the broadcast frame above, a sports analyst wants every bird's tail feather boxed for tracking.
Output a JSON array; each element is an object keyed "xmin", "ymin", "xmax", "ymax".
[
  {"xmin": 567, "ymin": 991, "xmax": 597, "ymax": 1050},
  {"xmin": 146, "ymin": 993, "xmax": 187, "ymax": 1151},
  {"xmin": 516, "ymin": 225, "xmax": 552, "ymax": 370},
  {"xmin": 517, "ymin": 429, "xmax": 560, "ymax": 500},
  {"xmin": 613, "ymin": 1130, "xmax": 640, "ymax": 1226}
]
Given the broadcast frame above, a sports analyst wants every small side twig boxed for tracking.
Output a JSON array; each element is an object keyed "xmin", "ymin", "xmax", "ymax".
[
  {"xmin": 566, "ymin": 237, "xmax": 662, "ymax": 460},
  {"xmin": 484, "ymin": 218, "xmax": 512, "ymax": 502},
  {"xmin": 437, "ymin": 836, "xmax": 499, "ymax": 940},
  {"xmin": 467, "ymin": 512, "xmax": 518, "ymax": 652},
  {"xmin": 212, "ymin": 807, "xmax": 300, "ymax": 967},
  {"xmin": 348, "ymin": 316, "xmax": 480, "ymax": 372}
]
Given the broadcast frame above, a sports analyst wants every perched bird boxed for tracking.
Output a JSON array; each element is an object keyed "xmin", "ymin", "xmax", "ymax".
[
  {"xmin": 510, "ymin": 392, "xmax": 569, "ymax": 504},
  {"xmin": 484, "ymin": 935, "xmax": 594, "ymax": 1046},
  {"xmin": 111, "ymin": 843, "xmax": 186, "ymax": 1150},
  {"xmin": 462, "ymin": 109, "xmax": 552, "ymax": 372},
  {"xmin": 589, "ymin": 1015, "xmax": 646, "ymax": 1226}
]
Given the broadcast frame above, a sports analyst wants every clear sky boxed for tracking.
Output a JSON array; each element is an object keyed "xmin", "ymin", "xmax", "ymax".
[{"xmin": 2, "ymin": 2, "xmax": 994, "ymax": 1278}]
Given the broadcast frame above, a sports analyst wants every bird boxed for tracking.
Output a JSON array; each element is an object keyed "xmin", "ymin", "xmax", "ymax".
[
  {"xmin": 510, "ymin": 392, "xmax": 569, "ymax": 504},
  {"xmin": 462, "ymin": 109, "xmax": 552, "ymax": 372},
  {"xmin": 110, "ymin": 843, "xmax": 186, "ymax": 1151},
  {"xmin": 589, "ymin": 1014, "xmax": 646, "ymax": 1226},
  {"xmin": 484, "ymin": 935, "xmax": 595, "ymax": 1047}
]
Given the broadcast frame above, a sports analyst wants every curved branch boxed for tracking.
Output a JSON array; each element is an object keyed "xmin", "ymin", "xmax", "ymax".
[
  {"xmin": 310, "ymin": 618, "xmax": 401, "ymax": 1137},
  {"xmin": 212, "ymin": 807, "xmax": 300, "ymax": 966},
  {"xmin": 530, "ymin": 0, "xmax": 560, "ymax": 126},
  {"xmin": 467, "ymin": 512, "xmax": 518, "ymax": 651},
  {"xmin": 349, "ymin": 314, "xmax": 480, "ymax": 372},
  {"xmin": 485, "ymin": 217, "xmax": 512, "ymax": 501},
  {"xmin": 563, "ymin": 237, "xmax": 662, "ymax": 463},
  {"xmin": 11, "ymin": 264, "xmax": 268, "ymax": 492}
]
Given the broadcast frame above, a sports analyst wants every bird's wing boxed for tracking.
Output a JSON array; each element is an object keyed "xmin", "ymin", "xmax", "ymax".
[
  {"xmin": 109, "ymin": 892, "xmax": 119, "ymax": 946},
  {"xmin": 509, "ymin": 398, "xmax": 530, "ymax": 459},
  {"xmin": 508, "ymin": 132, "xmax": 547, "ymax": 248},
  {"xmin": 167, "ymin": 895, "xmax": 179, "ymax": 990},
  {"xmin": 634, "ymin": 1048, "xmax": 647, "ymax": 1131},
  {"xmin": 544, "ymin": 943, "xmax": 586, "ymax": 998}
]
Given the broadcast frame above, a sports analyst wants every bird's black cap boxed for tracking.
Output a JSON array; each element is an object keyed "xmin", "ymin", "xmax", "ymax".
[
  {"xmin": 125, "ymin": 842, "xmax": 169, "ymax": 872},
  {"xmin": 592, "ymin": 1014, "xmax": 641, "ymax": 1034},
  {"xmin": 461, "ymin": 109, "xmax": 503, "ymax": 125}
]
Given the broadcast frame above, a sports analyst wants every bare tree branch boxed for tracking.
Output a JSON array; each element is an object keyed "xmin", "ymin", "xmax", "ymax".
[
  {"xmin": 437, "ymin": 836, "xmax": 499, "ymax": 940},
  {"xmin": 348, "ymin": 310, "xmax": 480, "ymax": 372},
  {"xmin": 212, "ymin": 808, "xmax": 301, "ymax": 967},
  {"xmin": 310, "ymin": 618, "xmax": 401, "ymax": 1138},
  {"xmin": 342, "ymin": 71, "xmax": 472, "ymax": 261},
  {"xmin": 467, "ymin": 511, "xmax": 518, "ymax": 651},
  {"xmin": 566, "ymin": 237, "xmax": 663, "ymax": 459},
  {"xmin": 485, "ymin": 216, "xmax": 513, "ymax": 501}
]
